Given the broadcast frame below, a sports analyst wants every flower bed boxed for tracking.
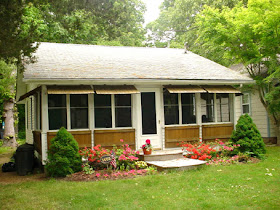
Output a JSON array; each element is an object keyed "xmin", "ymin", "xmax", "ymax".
[
  {"xmin": 181, "ymin": 140, "xmax": 254, "ymax": 165},
  {"xmin": 65, "ymin": 168, "xmax": 156, "ymax": 182}
]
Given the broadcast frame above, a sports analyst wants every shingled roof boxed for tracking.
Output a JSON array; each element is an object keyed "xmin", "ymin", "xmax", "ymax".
[{"xmin": 23, "ymin": 42, "xmax": 252, "ymax": 82}]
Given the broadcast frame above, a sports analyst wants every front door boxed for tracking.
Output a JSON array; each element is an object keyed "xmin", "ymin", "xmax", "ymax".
[{"xmin": 138, "ymin": 88, "xmax": 162, "ymax": 149}]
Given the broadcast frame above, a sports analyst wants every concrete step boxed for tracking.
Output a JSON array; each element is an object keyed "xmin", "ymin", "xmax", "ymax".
[
  {"xmin": 146, "ymin": 158, "xmax": 207, "ymax": 171},
  {"xmin": 138, "ymin": 149, "xmax": 184, "ymax": 161}
]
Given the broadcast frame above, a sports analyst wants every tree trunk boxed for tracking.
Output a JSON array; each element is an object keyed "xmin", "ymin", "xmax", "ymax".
[
  {"xmin": 276, "ymin": 123, "xmax": 280, "ymax": 146},
  {"xmin": 2, "ymin": 97, "xmax": 18, "ymax": 147}
]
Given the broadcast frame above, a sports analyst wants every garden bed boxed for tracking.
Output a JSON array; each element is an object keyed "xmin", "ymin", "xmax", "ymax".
[{"xmin": 64, "ymin": 169, "xmax": 152, "ymax": 182}]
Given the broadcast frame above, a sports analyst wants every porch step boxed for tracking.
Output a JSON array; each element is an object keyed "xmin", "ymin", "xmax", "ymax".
[
  {"xmin": 138, "ymin": 149, "xmax": 184, "ymax": 161},
  {"xmin": 146, "ymin": 158, "xmax": 207, "ymax": 171}
]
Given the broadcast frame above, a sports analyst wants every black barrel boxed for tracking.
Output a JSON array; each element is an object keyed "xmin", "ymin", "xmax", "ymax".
[{"xmin": 16, "ymin": 144, "xmax": 34, "ymax": 176}]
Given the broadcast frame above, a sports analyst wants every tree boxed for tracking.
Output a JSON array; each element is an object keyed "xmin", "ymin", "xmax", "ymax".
[
  {"xmin": 0, "ymin": 0, "xmax": 45, "ymax": 147},
  {"xmin": 0, "ymin": 61, "xmax": 16, "ymax": 147},
  {"xmin": 45, "ymin": 127, "xmax": 82, "ymax": 177},
  {"xmin": 146, "ymin": 0, "xmax": 244, "ymax": 55},
  {"xmin": 194, "ymin": 0, "xmax": 280, "ymax": 144},
  {"xmin": 40, "ymin": 0, "xmax": 146, "ymax": 46},
  {"xmin": 230, "ymin": 114, "xmax": 266, "ymax": 157}
]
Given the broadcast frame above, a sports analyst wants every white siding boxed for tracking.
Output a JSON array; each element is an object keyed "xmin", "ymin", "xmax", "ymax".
[
  {"xmin": 235, "ymin": 90, "xmax": 276, "ymax": 138},
  {"xmin": 25, "ymin": 84, "xmax": 38, "ymax": 144}
]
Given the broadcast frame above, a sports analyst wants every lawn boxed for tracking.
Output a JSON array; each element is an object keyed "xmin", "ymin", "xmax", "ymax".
[{"xmin": 0, "ymin": 146, "xmax": 279, "ymax": 210}]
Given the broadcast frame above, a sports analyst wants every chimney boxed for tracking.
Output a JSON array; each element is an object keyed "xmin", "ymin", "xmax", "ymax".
[{"xmin": 184, "ymin": 42, "xmax": 188, "ymax": 54}]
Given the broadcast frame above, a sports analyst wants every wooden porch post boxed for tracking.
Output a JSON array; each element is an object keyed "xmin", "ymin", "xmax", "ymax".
[{"xmin": 41, "ymin": 85, "xmax": 49, "ymax": 164}]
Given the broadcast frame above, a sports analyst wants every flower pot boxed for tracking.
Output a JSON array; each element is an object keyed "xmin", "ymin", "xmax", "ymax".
[{"xmin": 143, "ymin": 148, "xmax": 152, "ymax": 155}]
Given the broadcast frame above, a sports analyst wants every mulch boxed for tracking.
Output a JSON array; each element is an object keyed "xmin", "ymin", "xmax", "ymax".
[{"xmin": 64, "ymin": 170, "xmax": 149, "ymax": 182}]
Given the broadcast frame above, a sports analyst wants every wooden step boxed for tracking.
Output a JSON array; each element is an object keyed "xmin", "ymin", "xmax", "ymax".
[{"xmin": 138, "ymin": 150, "xmax": 184, "ymax": 161}]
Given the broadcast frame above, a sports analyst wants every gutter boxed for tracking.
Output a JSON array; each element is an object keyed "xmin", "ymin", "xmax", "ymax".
[{"xmin": 22, "ymin": 78, "xmax": 255, "ymax": 85}]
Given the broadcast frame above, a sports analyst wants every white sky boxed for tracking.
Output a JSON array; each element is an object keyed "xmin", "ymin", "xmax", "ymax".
[{"xmin": 142, "ymin": 0, "xmax": 164, "ymax": 25}]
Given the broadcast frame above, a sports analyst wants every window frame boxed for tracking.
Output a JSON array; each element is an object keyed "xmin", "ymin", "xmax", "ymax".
[
  {"xmin": 48, "ymin": 94, "xmax": 90, "ymax": 131},
  {"xmin": 94, "ymin": 94, "xmax": 133, "ymax": 129},
  {"xmin": 216, "ymin": 93, "xmax": 231, "ymax": 123},
  {"xmin": 241, "ymin": 92, "xmax": 251, "ymax": 115},
  {"xmin": 163, "ymin": 92, "xmax": 197, "ymax": 126}
]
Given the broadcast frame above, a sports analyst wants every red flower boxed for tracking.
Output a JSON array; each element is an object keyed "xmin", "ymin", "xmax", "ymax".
[{"xmin": 146, "ymin": 139, "xmax": 151, "ymax": 144}]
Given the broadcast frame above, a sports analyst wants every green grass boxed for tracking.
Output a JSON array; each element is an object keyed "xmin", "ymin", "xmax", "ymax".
[
  {"xmin": 1, "ymin": 147, "xmax": 280, "ymax": 210},
  {"xmin": 0, "ymin": 139, "xmax": 25, "ymax": 155}
]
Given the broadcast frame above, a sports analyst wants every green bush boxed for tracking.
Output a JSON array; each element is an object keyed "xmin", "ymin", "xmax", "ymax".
[
  {"xmin": 45, "ymin": 127, "xmax": 82, "ymax": 177},
  {"xmin": 230, "ymin": 114, "xmax": 266, "ymax": 158}
]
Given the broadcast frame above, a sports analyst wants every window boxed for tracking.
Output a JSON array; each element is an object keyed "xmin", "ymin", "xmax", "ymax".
[
  {"xmin": 242, "ymin": 93, "xmax": 250, "ymax": 114},
  {"xmin": 70, "ymin": 94, "xmax": 88, "ymax": 129},
  {"xmin": 182, "ymin": 93, "xmax": 196, "ymax": 124},
  {"xmin": 30, "ymin": 97, "xmax": 33, "ymax": 130},
  {"xmin": 164, "ymin": 92, "xmax": 179, "ymax": 125},
  {"xmin": 164, "ymin": 91, "xmax": 196, "ymax": 125},
  {"xmin": 201, "ymin": 93, "xmax": 214, "ymax": 123},
  {"xmin": 94, "ymin": 94, "xmax": 132, "ymax": 128},
  {"xmin": 34, "ymin": 93, "xmax": 41, "ymax": 130},
  {"xmin": 94, "ymin": 94, "xmax": 112, "ymax": 128},
  {"xmin": 216, "ymin": 93, "xmax": 230, "ymax": 122},
  {"xmin": 115, "ymin": 94, "xmax": 132, "ymax": 127},
  {"xmin": 48, "ymin": 94, "xmax": 67, "ymax": 130}
]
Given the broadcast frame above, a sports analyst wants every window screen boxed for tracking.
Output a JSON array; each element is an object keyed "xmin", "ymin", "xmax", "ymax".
[
  {"xmin": 48, "ymin": 94, "xmax": 67, "ymax": 130},
  {"xmin": 115, "ymin": 94, "xmax": 132, "ymax": 127},
  {"xmin": 164, "ymin": 92, "xmax": 179, "ymax": 125},
  {"xmin": 217, "ymin": 93, "xmax": 230, "ymax": 122},
  {"xmin": 201, "ymin": 93, "xmax": 215, "ymax": 123},
  {"xmin": 70, "ymin": 94, "xmax": 88, "ymax": 129},
  {"xmin": 94, "ymin": 94, "xmax": 112, "ymax": 128}
]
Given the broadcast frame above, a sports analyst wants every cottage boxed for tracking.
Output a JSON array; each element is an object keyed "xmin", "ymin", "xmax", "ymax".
[{"xmin": 16, "ymin": 42, "xmax": 254, "ymax": 164}]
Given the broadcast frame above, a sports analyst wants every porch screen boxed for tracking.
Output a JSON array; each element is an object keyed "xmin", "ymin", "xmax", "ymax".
[
  {"xmin": 115, "ymin": 94, "xmax": 132, "ymax": 127},
  {"xmin": 94, "ymin": 94, "xmax": 112, "ymax": 128},
  {"xmin": 48, "ymin": 94, "xmax": 67, "ymax": 130},
  {"xmin": 94, "ymin": 94, "xmax": 132, "ymax": 128},
  {"xmin": 164, "ymin": 92, "xmax": 179, "ymax": 125},
  {"xmin": 70, "ymin": 94, "xmax": 88, "ymax": 129},
  {"xmin": 164, "ymin": 91, "xmax": 196, "ymax": 125},
  {"xmin": 201, "ymin": 93, "xmax": 215, "ymax": 123},
  {"xmin": 216, "ymin": 93, "xmax": 230, "ymax": 122}
]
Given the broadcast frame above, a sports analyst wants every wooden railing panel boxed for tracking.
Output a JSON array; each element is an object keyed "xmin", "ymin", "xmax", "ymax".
[
  {"xmin": 47, "ymin": 130, "xmax": 91, "ymax": 149},
  {"xmin": 202, "ymin": 123, "xmax": 234, "ymax": 141},
  {"xmin": 165, "ymin": 126, "xmax": 200, "ymax": 148},
  {"xmin": 33, "ymin": 131, "xmax": 42, "ymax": 155},
  {"xmin": 94, "ymin": 129, "xmax": 135, "ymax": 149}
]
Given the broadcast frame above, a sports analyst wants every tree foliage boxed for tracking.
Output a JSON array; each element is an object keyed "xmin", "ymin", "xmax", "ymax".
[
  {"xmin": 230, "ymin": 114, "xmax": 266, "ymax": 157},
  {"xmin": 146, "ymin": 0, "xmax": 244, "ymax": 54},
  {"xmin": 194, "ymin": 0, "xmax": 280, "ymax": 141},
  {"xmin": 45, "ymin": 127, "xmax": 82, "ymax": 177},
  {"xmin": 39, "ymin": 0, "xmax": 146, "ymax": 46}
]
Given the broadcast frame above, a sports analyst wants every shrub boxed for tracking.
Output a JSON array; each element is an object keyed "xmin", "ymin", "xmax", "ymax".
[
  {"xmin": 230, "ymin": 114, "xmax": 266, "ymax": 158},
  {"xmin": 45, "ymin": 127, "xmax": 82, "ymax": 177}
]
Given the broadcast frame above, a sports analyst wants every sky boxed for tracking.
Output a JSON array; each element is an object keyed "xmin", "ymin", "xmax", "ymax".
[{"xmin": 142, "ymin": 0, "xmax": 164, "ymax": 25}]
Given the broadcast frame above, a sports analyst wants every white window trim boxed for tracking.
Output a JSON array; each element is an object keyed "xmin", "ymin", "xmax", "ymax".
[
  {"xmin": 94, "ymin": 94, "xmax": 133, "ymax": 129},
  {"xmin": 163, "ymin": 92, "xmax": 197, "ymax": 126},
  {"xmin": 48, "ymin": 94, "xmax": 90, "ymax": 131},
  {"xmin": 241, "ymin": 92, "xmax": 251, "ymax": 115}
]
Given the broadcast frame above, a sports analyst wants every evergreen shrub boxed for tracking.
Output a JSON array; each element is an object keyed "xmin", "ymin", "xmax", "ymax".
[
  {"xmin": 45, "ymin": 127, "xmax": 82, "ymax": 177},
  {"xmin": 230, "ymin": 114, "xmax": 266, "ymax": 158}
]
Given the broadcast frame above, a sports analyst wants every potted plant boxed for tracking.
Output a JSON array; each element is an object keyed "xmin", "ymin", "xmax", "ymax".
[{"xmin": 141, "ymin": 139, "xmax": 152, "ymax": 155}]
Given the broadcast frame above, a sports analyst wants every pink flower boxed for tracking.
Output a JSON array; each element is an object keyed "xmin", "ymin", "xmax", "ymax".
[
  {"xmin": 120, "ymin": 139, "xmax": 124, "ymax": 142},
  {"xmin": 103, "ymin": 174, "xmax": 109, "ymax": 178},
  {"xmin": 146, "ymin": 139, "xmax": 151, "ymax": 144},
  {"xmin": 119, "ymin": 154, "xmax": 127, "ymax": 161},
  {"xmin": 95, "ymin": 173, "xmax": 101, "ymax": 177},
  {"xmin": 136, "ymin": 151, "xmax": 140, "ymax": 155},
  {"xmin": 124, "ymin": 172, "xmax": 129, "ymax": 176}
]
